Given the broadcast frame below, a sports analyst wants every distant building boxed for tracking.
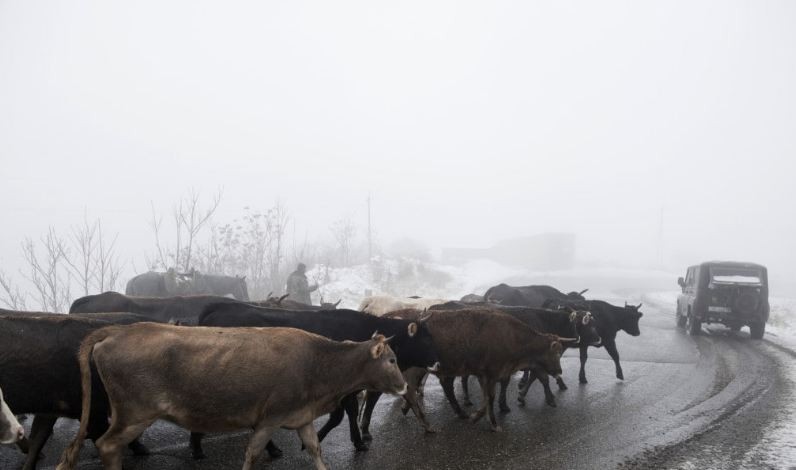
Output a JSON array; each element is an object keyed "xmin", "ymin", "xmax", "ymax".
[{"xmin": 442, "ymin": 233, "xmax": 575, "ymax": 270}]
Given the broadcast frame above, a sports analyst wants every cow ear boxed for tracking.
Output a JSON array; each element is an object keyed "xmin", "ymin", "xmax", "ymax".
[
  {"xmin": 550, "ymin": 341, "xmax": 562, "ymax": 353},
  {"xmin": 408, "ymin": 322, "xmax": 418, "ymax": 337},
  {"xmin": 370, "ymin": 341, "xmax": 385, "ymax": 359},
  {"xmin": 371, "ymin": 330, "xmax": 380, "ymax": 340}
]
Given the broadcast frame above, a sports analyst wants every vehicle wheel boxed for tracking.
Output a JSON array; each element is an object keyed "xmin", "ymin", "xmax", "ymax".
[
  {"xmin": 687, "ymin": 313, "xmax": 701, "ymax": 336},
  {"xmin": 750, "ymin": 322, "xmax": 765, "ymax": 340},
  {"xmin": 676, "ymin": 311, "xmax": 687, "ymax": 328}
]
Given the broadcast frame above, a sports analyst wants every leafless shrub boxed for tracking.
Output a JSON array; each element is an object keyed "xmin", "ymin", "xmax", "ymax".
[
  {"xmin": 21, "ymin": 228, "xmax": 72, "ymax": 313},
  {"xmin": 149, "ymin": 189, "xmax": 222, "ymax": 272},
  {"xmin": 0, "ymin": 271, "xmax": 27, "ymax": 310}
]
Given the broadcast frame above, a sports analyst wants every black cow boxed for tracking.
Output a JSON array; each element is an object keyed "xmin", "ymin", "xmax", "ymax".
[
  {"xmin": 427, "ymin": 301, "xmax": 601, "ymax": 409},
  {"xmin": 483, "ymin": 283, "xmax": 588, "ymax": 306},
  {"xmin": 0, "ymin": 313, "xmax": 152, "ymax": 470},
  {"xmin": 69, "ymin": 291, "xmax": 239, "ymax": 325},
  {"xmin": 543, "ymin": 299, "xmax": 643, "ymax": 383},
  {"xmin": 195, "ymin": 304, "xmax": 438, "ymax": 458}
]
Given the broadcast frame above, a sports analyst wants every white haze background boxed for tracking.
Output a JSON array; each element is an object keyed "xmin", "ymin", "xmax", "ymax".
[{"xmin": 1, "ymin": 1, "xmax": 795, "ymax": 293}]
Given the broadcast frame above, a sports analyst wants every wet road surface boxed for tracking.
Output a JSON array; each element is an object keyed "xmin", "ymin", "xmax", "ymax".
[{"xmin": 2, "ymin": 294, "xmax": 794, "ymax": 469}]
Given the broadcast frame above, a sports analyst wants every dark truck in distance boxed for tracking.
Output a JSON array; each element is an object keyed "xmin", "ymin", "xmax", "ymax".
[{"xmin": 677, "ymin": 261, "xmax": 770, "ymax": 338}]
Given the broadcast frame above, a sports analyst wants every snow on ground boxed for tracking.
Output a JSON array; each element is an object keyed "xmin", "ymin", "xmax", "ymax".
[{"xmin": 307, "ymin": 256, "xmax": 796, "ymax": 351}]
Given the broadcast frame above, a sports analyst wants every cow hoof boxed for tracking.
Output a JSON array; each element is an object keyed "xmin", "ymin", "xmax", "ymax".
[
  {"xmin": 616, "ymin": 372, "xmax": 624, "ymax": 380},
  {"xmin": 267, "ymin": 446, "xmax": 283, "ymax": 459},
  {"xmin": 354, "ymin": 442, "xmax": 369, "ymax": 452},
  {"xmin": 463, "ymin": 400, "xmax": 473, "ymax": 407},
  {"xmin": 546, "ymin": 398, "xmax": 557, "ymax": 408},
  {"xmin": 558, "ymin": 383, "xmax": 568, "ymax": 391},
  {"xmin": 424, "ymin": 427, "xmax": 437, "ymax": 434},
  {"xmin": 361, "ymin": 432, "xmax": 373, "ymax": 442},
  {"xmin": 192, "ymin": 451, "xmax": 207, "ymax": 460},
  {"xmin": 401, "ymin": 405, "xmax": 411, "ymax": 415},
  {"xmin": 128, "ymin": 441, "xmax": 150, "ymax": 456},
  {"xmin": 491, "ymin": 425, "xmax": 503, "ymax": 433},
  {"xmin": 499, "ymin": 404, "xmax": 511, "ymax": 414},
  {"xmin": 579, "ymin": 377, "xmax": 588, "ymax": 384}
]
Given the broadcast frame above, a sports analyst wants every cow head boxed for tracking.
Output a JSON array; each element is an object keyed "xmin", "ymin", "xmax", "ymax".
[
  {"xmin": 535, "ymin": 337, "xmax": 566, "ymax": 378},
  {"xmin": 621, "ymin": 302, "xmax": 644, "ymax": 336},
  {"xmin": 363, "ymin": 334, "xmax": 408, "ymax": 396},
  {"xmin": 320, "ymin": 299, "xmax": 342, "ymax": 310},
  {"xmin": 0, "ymin": 386, "xmax": 24, "ymax": 445},
  {"xmin": 570, "ymin": 309, "xmax": 601, "ymax": 346},
  {"xmin": 389, "ymin": 311, "xmax": 439, "ymax": 372}
]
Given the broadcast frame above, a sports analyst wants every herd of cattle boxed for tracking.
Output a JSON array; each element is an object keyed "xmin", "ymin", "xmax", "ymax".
[{"xmin": 0, "ymin": 282, "xmax": 644, "ymax": 470}]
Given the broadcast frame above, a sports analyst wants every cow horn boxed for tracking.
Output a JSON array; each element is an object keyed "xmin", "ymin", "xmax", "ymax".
[
  {"xmin": 277, "ymin": 293, "xmax": 289, "ymax": 305},
  {"xmin": 636, "ymin": 303, "xmax": 643, "ymax": 309},
  {"xmin": 417, "ymin": 309, "xmax": 434, "ymax": 323},
  {"xmin": 333, "ymin": 299, "xmax": 342, "ymax": 308},
  {"xmin": 384, "ymin": 335, "xmax": 395, "ymax": 343},
  {"xmin": 557, "ymin": 336, "xmax": 579, "ymax": 343},
  {"xmin": 265, "ymin": 291, "xmax": 273, "ymax": 300},
  {"xmin": 578, "ymin": 288, "xmax": 589, "ymax": 295}
]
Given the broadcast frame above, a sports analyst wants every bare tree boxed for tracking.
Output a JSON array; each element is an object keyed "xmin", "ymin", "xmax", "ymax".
[
  {"xmin": 21, "ymin": 228, "xmax": 72, "ymax": 313},
  {"xmin": 149, "ymin": 189, "xmax": 222, "ymax": 272},
  {"xmin": 67, "ymin": 215, "xmax": 98, "ymax": 297},
  {"xmin": 0, "ymin": 271, "xmax": 27, "ymax": 310},
  {"xmin": 266, "ymin": 202, "xmax": 290, "ymax": 294},
  {"xmin": 94, "ymin": 221, "xmax": 123, "ymax": 292},
  {"xmin": 330, "ymin": 217, "xmax": 357, "ymax": 267}
]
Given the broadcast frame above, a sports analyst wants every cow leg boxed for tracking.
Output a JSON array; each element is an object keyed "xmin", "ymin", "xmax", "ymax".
[
  {"xmin": 440, "ymin": 376, "xmax": 468, "ymax": 419},
  {"xmin": 517, "ymin": 370, "xmax": 531, "ymax": 389},
  {"xmin": 343, "ymin": 393, "xmax": 367, "ymax": 451},
  {"xmin": 517, "ymin": 372, "xmax": 538, "ymax": 406},
  {"xmin": 21, "ymin": 415, "xmax": 57, "ymax": 470},
  {"xmin": 97, "ymin": 420, "xmax": 153, "ymax": 470},
  {"xmin": 471, "ymin": 376, "xmax": 501, "ymax": 432},
  {"xmin": 359, "ymin": 391, "xmax": 381, "ymax": 441},
  {"xmin": 402, "ymin": 368, "xmax": 427, "ymax": 415},
  {"xmin": 298, "ymin": 423, "xmax": 327, "ymax": 470},
  {"xmin": 579, "ymin": 345, "xmax": 589, "ymax": 384},
  {"xmin": 402, "ymin": 385, "xmax": 435, "ymax": 434},
  {"xmin": 316, "ymin": 406, "xmax": 343, "ymax": 444},
  {"xmin": 498, "ymin": 376, "xmax": 511, "ymax": 413},
  {"xmin": 317, "ymin": 394, "xmax": 366, "ymax": 451},
  {"xmin": 242, "ymin": 424, "xmax": 278, "ymax": 470},
  {"xmin": 461, "ymin": 375, "xmax": 473, "ymax": 406},
  {"xmin": 604, "ymin": 340, "xmax": 624, "ymax": 380},
  {"xmin": 556, "ymin": 374, "xmax": 568, "ymax": 391},
  {"xmin": 536, "ymin": 369, "xmax": 557, "ymax": 407},
  {"xmin": 190, "ymin": 432, "xmax": 206, "ymax": 459}
]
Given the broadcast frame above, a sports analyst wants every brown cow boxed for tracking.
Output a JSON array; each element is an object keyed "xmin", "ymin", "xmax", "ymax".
[
  {"xmin": 361, "ymin": 308, "xmax": 568, "ymax": 434},
  {"xmin": 57, "ymin": 324, "xmax": 406, "ymax": 470}
]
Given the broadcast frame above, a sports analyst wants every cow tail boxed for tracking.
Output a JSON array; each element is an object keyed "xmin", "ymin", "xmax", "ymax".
[{"xmin": 56, "ymin": 327, "xmax": 114, "ymax": 470}]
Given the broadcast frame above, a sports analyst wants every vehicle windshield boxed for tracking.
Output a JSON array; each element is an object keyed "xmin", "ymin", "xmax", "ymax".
[{"xmin": 709, "ymin": 267, "xmax": 763, "ymax": 285}]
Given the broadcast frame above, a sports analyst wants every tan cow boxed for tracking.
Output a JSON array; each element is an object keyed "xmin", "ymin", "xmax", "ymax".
[
  {"xmin": 359, "ymin": 295, "xmax": 449, "ymax": 316},
  {"xmin": 0, "ymin": 385, "xmax": 24, "ymax": 444},
  {"xmin": 57, "ymin": 323, "xmax": 406, "ymax": 470}
]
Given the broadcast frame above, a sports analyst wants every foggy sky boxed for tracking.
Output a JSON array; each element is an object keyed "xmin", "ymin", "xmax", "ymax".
[{"xmin": 1, "ymin": 1, "xmax": 795, "ymax": 289}]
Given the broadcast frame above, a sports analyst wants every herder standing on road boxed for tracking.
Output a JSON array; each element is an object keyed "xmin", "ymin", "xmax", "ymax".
[{"xmin": 285, "ymin": 262, "xmax": 319, "ymax": 305}]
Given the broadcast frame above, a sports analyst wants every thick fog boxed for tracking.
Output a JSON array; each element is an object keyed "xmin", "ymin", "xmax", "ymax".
[{"xmin": 1, "ymin": 1, "xmax": 795, "ymax": 294}]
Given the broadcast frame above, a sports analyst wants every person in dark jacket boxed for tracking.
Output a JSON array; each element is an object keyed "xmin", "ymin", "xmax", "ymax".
[{"xmin": 285, "ymin": 263, "xmax": 318, "ymax": 305}]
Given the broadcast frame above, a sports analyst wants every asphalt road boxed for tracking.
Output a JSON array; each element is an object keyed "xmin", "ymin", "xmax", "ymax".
[{"xmin": 2, "ymin": 294, "xmax": 794, "ymax": 470}]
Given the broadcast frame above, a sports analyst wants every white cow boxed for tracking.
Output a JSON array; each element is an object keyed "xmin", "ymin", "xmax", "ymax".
[
  {"xmin": 0, "ymin": 386, "xmax": 24, "ymax": 444},
  {"xmin": 358, "ymin": 295, "xmax": 449, "ymax": 316}
]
